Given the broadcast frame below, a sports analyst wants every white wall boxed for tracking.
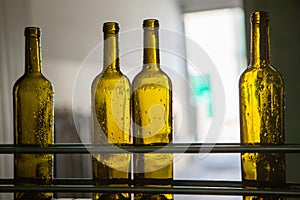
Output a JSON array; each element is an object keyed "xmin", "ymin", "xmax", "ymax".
[
  {"xmin": 0, "ymin": 1, "xmax": 196, "ymax": 195},
  {"xmin": 0, "ymin": 0, "xmax": 31, "ymax": 182},
  {"xmin": 27, "ymin": 0, "xmax": 186, "ymax": 105},
  {"xmin": 27, "ymin": 0, "xmax": 194, "ymax": 142}
]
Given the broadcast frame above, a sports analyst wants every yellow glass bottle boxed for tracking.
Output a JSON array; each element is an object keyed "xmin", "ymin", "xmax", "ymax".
[
  {"xmin": 13, "ymin": 27, "xmax": 54, "ymax": 200},
  {"xmin": 91, "ymin": 22, "xmax": 131, "ymax": 200},
  {"xmin": 239, "ymin": 11, "xmax": 285, "ymax": 200},
  {"xmin": 132, "ymin": 19, "xmax": 173, "ymax": 200}
]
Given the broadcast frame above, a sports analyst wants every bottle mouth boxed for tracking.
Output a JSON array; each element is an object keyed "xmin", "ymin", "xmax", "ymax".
[
  {"xmin": 103, "ymin": 22, "xmax": 119, "ymax": 33},
  {"xmin": 251, "ymin": 11, "xmax": 270, "ymax": 24},
  {"xmin": 143, "ymin": 19, "xmax": 159, "ymax": 29},
  {"xmin": 24, "ymin": 27, "xmax": 41, "ymax": 37}
]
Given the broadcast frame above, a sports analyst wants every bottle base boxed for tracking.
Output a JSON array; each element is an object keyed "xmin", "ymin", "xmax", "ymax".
[
  {"xmin": 15, "ymin": 192, "xmax": 52, "ymax": 200},
  {"xmin": 135, "ymin": 194, "xmax": 173, "ymax": 200},
  {"xmin": 243, "ymin": 196, "xmax": 286, "ymax": 200},
  {"xmin": 93, "ymin": 193, "xmax": 129, "ymax": 200}
]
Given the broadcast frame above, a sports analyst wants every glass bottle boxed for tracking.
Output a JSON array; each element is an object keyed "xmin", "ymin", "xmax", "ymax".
[
  {"xmin": 13, "ymin": 27, "xmax": 54, "ymax": 200},
  {"xmin": 91, "ymin": 22, "xmax": 131, "ymax": 200},
  {"xmin": 132, "ymin": 19, "xmax": 173, "ymax": 200},
  {"xmin": 239, "ymin": 11, "xmax": 285, "ymax": 200}
]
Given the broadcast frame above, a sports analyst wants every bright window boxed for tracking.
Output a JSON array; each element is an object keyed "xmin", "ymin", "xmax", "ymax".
[{"xmin": 175, "ymin": 7, "xmax": 247, "ymax": 200}]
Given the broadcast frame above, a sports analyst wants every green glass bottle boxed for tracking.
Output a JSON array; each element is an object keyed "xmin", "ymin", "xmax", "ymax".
[
  {"xmin": 132, "ymin": 19, "xmax": 173, "ymax": 200},
  {"xmin": 239, "ymin": 11, "xmax": 285, "ymax": 200},
  {"xmin": 91, "ymin": 22, "xmax": 131, "ymax": 200},
  {"xmin": 13, "ymin": 27, "xmax": 54, "ymax": 200}
]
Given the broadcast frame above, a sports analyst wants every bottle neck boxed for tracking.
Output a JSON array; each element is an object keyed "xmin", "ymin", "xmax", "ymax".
[
  {"xmin": 250, "ymin": 21, "xmax": 270, "ymax": 68},
  {"xmin": 103, "ymin": 32, "xmax": 120, "ymax": 72},
  {"xmin": 143, "ymin": 27, "xmax": 160, "ymax": 70},
  {"xmin": 25, "ymin": 35, "xmax": 41, "ymax": 73}
]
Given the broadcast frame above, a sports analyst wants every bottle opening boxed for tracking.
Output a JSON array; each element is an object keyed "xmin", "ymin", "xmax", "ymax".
[
  {"xmin": 251, "ymin": 11, "xmax": 270, "ymax": 24},
  {"xmin": 143, "ymin": 19, "xmax": 159, "ymax": 29},
  {"xmin": 24, "ymin": 27, "xmax": 41, "ymax": 38},
  {"xmin": 103, "ymin": 22, "xmax": 119, "ymax": 33}
]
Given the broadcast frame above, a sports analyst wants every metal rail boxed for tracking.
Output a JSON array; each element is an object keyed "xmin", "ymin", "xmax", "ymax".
[
  {"xmin": 0, "ymin": 184, "xmax": 299, "ymax": 196},
  {"xmin": 1, "ymin": 143, "xmax": 300, "ymax": 154},
  {"xmin": 1, "ymin": 144, "xmax": 299, "ymax": 196}
]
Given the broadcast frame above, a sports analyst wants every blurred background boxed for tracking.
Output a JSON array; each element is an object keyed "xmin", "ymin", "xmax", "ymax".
[{"xmin": 1, "ymin": 0, "xmax": 300, "ymax": 199}]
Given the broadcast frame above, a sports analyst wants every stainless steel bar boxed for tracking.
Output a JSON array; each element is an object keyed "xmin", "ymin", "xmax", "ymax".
[
  {"xmin": 1, "ymin": 144, "xmax": 300, "ymax": 154},
  {"xmin": 0, "ymin": 178, "xmax": 241, "ymax": 187},
  {"xmin": 0, "ymin": 185, "xmax": 299, "ymax": 197},
  {"xmin": 1, "ymin": 178, "xmax": 300, "ymax": 189}
]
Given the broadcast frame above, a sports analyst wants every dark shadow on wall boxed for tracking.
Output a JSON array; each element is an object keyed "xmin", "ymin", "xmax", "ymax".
[
  {"xmin": 54, "ymin": 108, "xmax": 92, "ymax": 198},
  {"xmin": 243, "ymin": 1, "xmax": 300, "ymax": 198}
]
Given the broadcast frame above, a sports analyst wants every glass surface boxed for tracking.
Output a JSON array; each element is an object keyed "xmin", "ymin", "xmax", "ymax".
[
  {"xmin": 91, "ymin": 22, "xmax": 131, "ymax": 200},
  {"xmin": 13, "ymin": 27, "xmax": 54, "ymax": 200},
  {"xmin": 239, "ymin": 12, "xmax": 285, "ymax": 200},
  {"xmin": 132, "ymin": 19, "xmax": 173, "ymax": 200}
]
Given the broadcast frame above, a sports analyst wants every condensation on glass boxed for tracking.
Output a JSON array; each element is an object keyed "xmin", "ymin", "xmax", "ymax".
[
  {"xmin": 91, "ymin": 22, "xmax": 131, "ymax": 200},
  {"xmin": 239, "ymin": 11, "xmax": 285, "ymax": 200},
  {"xmin": 13, "ymin": 27, "xmax": 54, "ymax": 200},
  {"xmin": 132, "ymin": 19, "xmax": 173, "ymax": 200}
]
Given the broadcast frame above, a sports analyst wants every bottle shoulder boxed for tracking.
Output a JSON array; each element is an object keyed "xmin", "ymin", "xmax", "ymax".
[
  {"xmin": 94, "ymin": 70, "xmax": 130, "ymax": 82},
  {"xmin": 13, "ymin": 72, "xmax": 53, "ymax": 92},
  {"xmin": 239, "ymin": 64, "xmax": 283, "ymax": 85},
  {"xmin": 92, "ymin": 70, "xmax": 130, "ymax": 90},
  {"xmin": 132, "ymin": 68, "xmax": 172, "ymax": 88}
]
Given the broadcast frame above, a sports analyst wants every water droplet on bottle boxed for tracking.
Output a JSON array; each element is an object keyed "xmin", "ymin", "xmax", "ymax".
[
  {"xmin": 259, "ymin": 85, "xmax": 264, "ymax": 91},
  {"xmin": 263, "ymin": 133, "xmax": 267, "ymax": 137},
  {"xmin": 257, "ymin": 71, "xmax": 263, "ymax": 79}
]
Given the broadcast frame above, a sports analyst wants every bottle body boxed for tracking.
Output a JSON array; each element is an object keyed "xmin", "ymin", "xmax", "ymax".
[
  {"xmin": 92, "ymin": 73, "xmax": 131, "ymax": 200},
  {"xmin": 91, "ymin": 22, "xmax": 131, "ymax": 200},
  {"xmin": 13, "ymin": 27, "xmax": 54, "ymax": 200},
  {"xmin": 240, "ymin": 65, "xmax": 285, "ymax": 200},
  {"xmin": 132, "ymin": 69, "xmax": 173, "ymax": 200},
  {"xmin": 132, "ymin": 19, "xmax": 173, "ymax": 200},
  {"xmin": 239, "ymin": 12, "xmax": 285, "ymax": 200}
]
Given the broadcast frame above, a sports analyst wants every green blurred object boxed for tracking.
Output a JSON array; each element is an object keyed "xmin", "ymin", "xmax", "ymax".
[{"xmin": 190, "ymin": 74, "xmax": 213, "ymax": 117}]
